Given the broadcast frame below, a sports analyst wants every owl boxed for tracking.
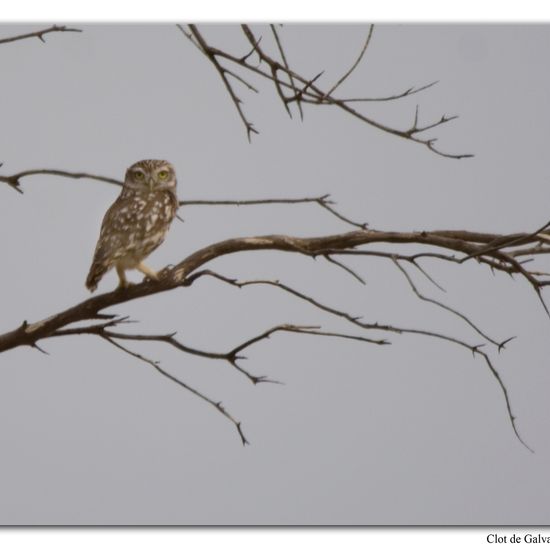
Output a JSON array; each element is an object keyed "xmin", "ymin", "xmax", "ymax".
[{"xmin": 85, "ymin": 159, "xmax": 178, "ymax": 292}]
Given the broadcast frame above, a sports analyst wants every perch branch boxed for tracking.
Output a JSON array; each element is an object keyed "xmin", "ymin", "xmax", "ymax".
[
  {"xmin": 3, "ymin": 226, "xmax": 550, "ymax": 355},
  {"xmin": 1, "ymin": 224, "xmax": 548, "ymax": 449}
]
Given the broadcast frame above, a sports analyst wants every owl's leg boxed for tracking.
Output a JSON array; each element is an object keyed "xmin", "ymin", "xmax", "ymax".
[
  {"xmin": 137, "ymin": 262, "xmax": 159, "ymax": 282},
  {"xmin": 116, "ymin": 265, "xmax": 130, "ymax": 289}
]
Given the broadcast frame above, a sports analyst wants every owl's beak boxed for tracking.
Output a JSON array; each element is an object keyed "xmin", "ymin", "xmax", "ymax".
[{"xmin": 147, "ymin": 177, "xmax": 155, "ymax": 191}]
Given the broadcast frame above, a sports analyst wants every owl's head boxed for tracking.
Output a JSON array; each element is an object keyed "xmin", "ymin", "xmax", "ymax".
[{"xmin": 124, "ymin": 159, "xmax": 177, "ymax": 194}]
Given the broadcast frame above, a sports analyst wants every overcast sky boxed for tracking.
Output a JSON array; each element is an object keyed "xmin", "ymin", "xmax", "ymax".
[{"xmin": 1, "ymin": 23, "xmax": 550, "ymax": 525}]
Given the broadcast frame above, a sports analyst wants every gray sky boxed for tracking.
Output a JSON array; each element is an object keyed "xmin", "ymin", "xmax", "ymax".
[{"xmin": 1, "ymin": 24, "xmax": 550, "ymax": 525}]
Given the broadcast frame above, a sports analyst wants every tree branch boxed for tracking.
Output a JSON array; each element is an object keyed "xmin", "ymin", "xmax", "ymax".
[
  {"xmin": 390, "ymin": 257, "xmax": 503, "ymax": 347},
  {"xmin": 270, "ymin": 24, "xmax": 303, "ymax": 120},
  {"xmin": 3, "ymin": 225, "xmax": 550, "ymax": 354},
  {"xmin": 177, "ymin": 24, "xmax": 472, "ymax": 159},
  {"xmin": 103, "ymin": 334, "xmax": 249, "ymax": 445},
  {"xmin": 324, "ymin": 24, "xmax": 374, "ymax": 97},
  {"xmin": 0, "ymin": 168, "xmax": 367, "ymax": 229},
  {"xmin": 49, "ymin": 312, "xmax": 388, "ymax": 443},
  {"xmin": 185, "ymin": 269, "xmax": 532, "ymax": 452},
  {"xmin": 0, "ymin": 168, "xmax": 123, "ymax": 193},
  {"xmin": 181, "ymin": 24, "xmax": 259, "ymax": 141},
  {"xmin": 0, "ymin": 25, "xmax": 82, "ymax": 45},
  {"xmin": 2, "ymin": 223, "xmax": 548, "ymax": 448}
]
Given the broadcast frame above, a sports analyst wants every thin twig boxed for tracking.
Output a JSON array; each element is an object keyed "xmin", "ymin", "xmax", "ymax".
[
  {"xmin": 177, "ymin": 23, "xmax": 471, "ymax": 159},
  {"xmin": 270, "ymin": 24, "xmax": 303, "ymax": 119},
  {"xmin": 324, "ymin": 25, "xmax": 374, "ymax": 97},
  {"xmin": 327, "ymin": 81, "xmax": 439, "ymax": 103},
  {"xmin": 0, "ymin": 168, "xmax": 122, "ymax": 193},
  {"xmin": 0, "ymin": 25, "xmax": 82, "ymax": 45},
  {"xmin": 103, "ymin": 335, "xmax": 249, "ymax": 445},
  {"xmin": 181, "ymin": 194, "xmax": 367, "ymax": 230},
  {"xmin": 182, "ymin": 24, "xmax": 259, "ymax": 140},
  {"xmin": 324, "ymin": 254, "xmax": 366, "ymax": 285},
  {"xmin": 198, "ymin": 271, "xmax": 532, "ymax": 451},
  {"xmin": 391, "ymin": 257, "xmax": 503, "ymax": 347}
]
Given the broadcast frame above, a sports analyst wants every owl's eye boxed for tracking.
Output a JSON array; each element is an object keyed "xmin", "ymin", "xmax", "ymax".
[
  {"xmin": 133, "ymin": 171, "xmax": 145, "ymax": 181},
  {"xmin": 157, "ymin": 170, "xmax": 169, "ymax": 180}
]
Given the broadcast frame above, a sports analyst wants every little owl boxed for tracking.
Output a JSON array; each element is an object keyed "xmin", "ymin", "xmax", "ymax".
[{"xmin": 86, "ymin": 159, "xmax": 178, "ymax": 292}]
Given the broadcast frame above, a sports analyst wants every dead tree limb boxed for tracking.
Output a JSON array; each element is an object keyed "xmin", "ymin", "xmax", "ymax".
[
  {"xmin": 2, "ymin": 224, "xmax": 550, "ymax": 449},
  {"xmin": 176, "ymin": 24, "xmax": 472, "ymax": 159}
]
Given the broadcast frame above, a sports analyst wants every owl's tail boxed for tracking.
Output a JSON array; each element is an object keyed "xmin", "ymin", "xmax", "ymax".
[{"xmin": 85, "ymin": 260, "xmax": 111, "ymax": 292}]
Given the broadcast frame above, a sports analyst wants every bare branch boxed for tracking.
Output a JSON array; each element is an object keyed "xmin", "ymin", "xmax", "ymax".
[
  {"xmin": 0, "ymin": 25, "xmax": 82, "ymax": 46},
  {"xmin": 180, "ymin": 24, "xmax": 258, "ymax": 140},
  {"xmin": 0, "ymin": 168, "xmax": 368, "ymax": 230},
  {"xmin": 0, "ymin": 168, "xmax": 123, "ymax": 193},
  {"xmin": 192, "ymin": 270, "xmax": 532, "ymax": 452},
  {"xmin": 177, "ymin": 24, "xmax": 472, "ymax": 159},
  {"xmin": 182, "ymin": 193, "xmax": 367, "ymax": 229},
  {"xmin": 332, "ymin": 81, "xmax": 439, "ymax": 103},
  {"xmin": 324, "ymin": 25, "xmax": 375, "ymax": 97},
  {"xmin": 103, "ymin": 335, "xmax": 248, "ymax": 445},
  {"xmin": 2, "ymin": 222, "xmax": 548, "ymax": 449},
  {"xmin": 323, "ymin": 254, "xmax": 366, "ymax": 285},
  {"xmin": 4, "ymin": 224, "xmax": 550, "ymax": 356},
  {"xmin": 49, "ymin": 306, "xmax": 389, "ymax": 443},
  {"xmin": 270, "ymin": 24, "xmax": 303, "ymax": 119},
  {"xmin": 461, "ymin": 220, "xmax": 550, "ymax": 262},
  {"xmin": 391, "ymin": 257, "xmax": 503, "ymax": 347}
]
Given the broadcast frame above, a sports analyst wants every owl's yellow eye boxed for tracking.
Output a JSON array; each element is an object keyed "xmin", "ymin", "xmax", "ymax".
[
  {"xmin": 133, "ymin": 171, "xmax": 145, "ymax": 181},
  {"xmin": 157, "ymin": 170, "xmax": 169, "ymax": 180}
]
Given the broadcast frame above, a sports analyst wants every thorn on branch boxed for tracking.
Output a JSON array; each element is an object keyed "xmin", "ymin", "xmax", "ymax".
[
  {"xmin": 30, "ymin": 341, "xmax": 49, "ymax": 355},
  {"xmin": 270, "ymin": 24, "xmax": 303, "ymax": 120},
  {"xmin": 498, "ymin": 336, "xmax": 516, "ymax": 353},
  {"xmin": 0, "ymin": 175, "xmax": 23, "ymax": 194},
  {"xmin": 240, "ymin": 35, "xmax": 263, "ymax": 63}
]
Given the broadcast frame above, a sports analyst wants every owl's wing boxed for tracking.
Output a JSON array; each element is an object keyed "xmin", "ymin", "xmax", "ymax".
[
  {"xmin": 85, "ymin": 195, "xmax": 142, "ymax": 290},
  {"xmin": 93, "ymin": 197, "xmax": 135, "ymax": 258}
]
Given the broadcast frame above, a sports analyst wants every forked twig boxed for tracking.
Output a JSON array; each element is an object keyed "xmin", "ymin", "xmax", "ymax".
[
  {"xmin": 190, "ymin": 269, "xmax": 532, "ymax": 452},
  {"xmin": 177, "ymin": 23, "xmax": 472, "ymax": 159},
  {"xmin": 103, "ymin": 334, "xmax": 249, "ymax": 445},
  {"xmin": 391, "ymin": 257, "xmax": 503, "ymax": 347},
  {"xmin": 270, "ymin": 24, "xmax": 303, "ymax": 119}
]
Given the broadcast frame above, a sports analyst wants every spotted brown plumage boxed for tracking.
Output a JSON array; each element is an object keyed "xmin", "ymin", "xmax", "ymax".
[{"xmin": 86, "ymin": 159, "xmax": 178, "ymax": 292}]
